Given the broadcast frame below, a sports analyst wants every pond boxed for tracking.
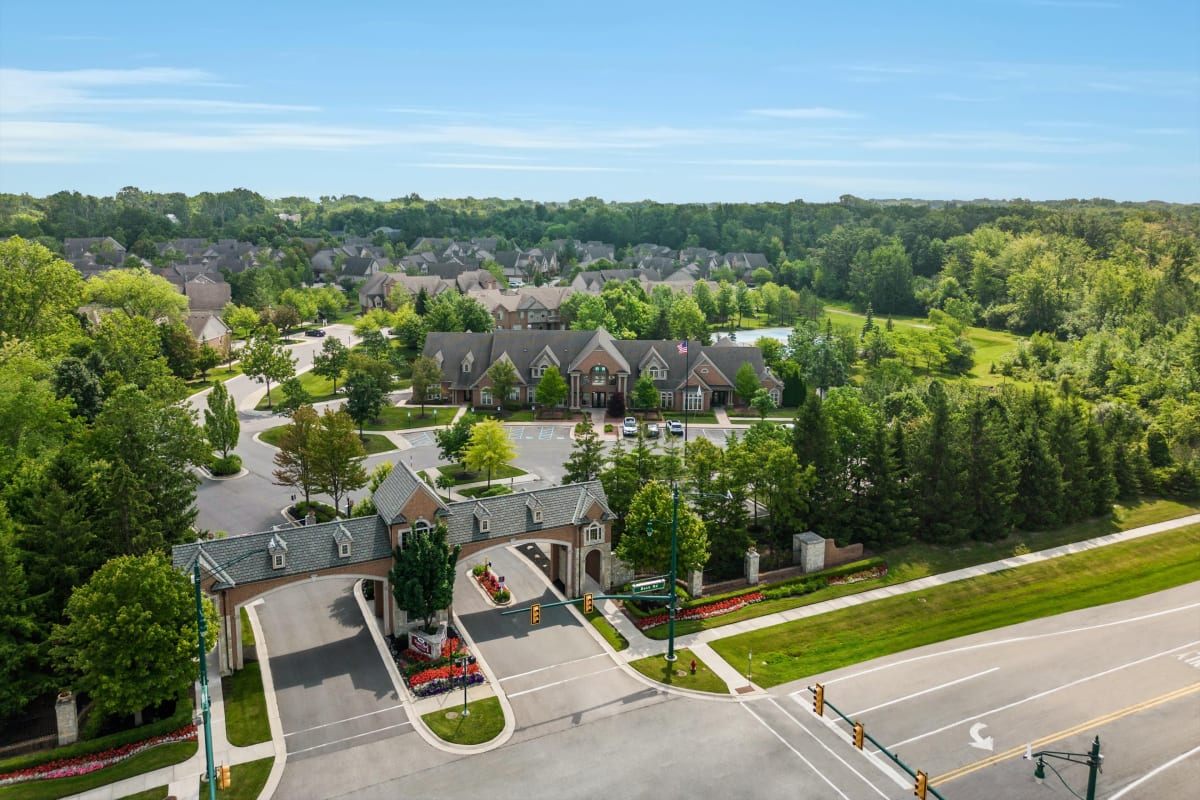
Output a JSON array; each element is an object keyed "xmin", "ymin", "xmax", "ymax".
[{"xmin": 723, "ymin": 327, "xmax": 793, "ymax": 345}]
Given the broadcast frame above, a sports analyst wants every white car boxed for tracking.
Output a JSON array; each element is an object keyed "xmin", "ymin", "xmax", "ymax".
[{"xmin": 622, "ymin": 417, "xmax": 638, "ymax": 437}]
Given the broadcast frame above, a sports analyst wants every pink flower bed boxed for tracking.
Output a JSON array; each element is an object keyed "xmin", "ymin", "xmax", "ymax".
[
  {"xmin": 634, "ymin": 592, "xmax": 765, "ymax": 630},
  {"xmin": 407, "ymin": 636, "xmax": 462, "ymax": 663},
  {"xmin": 475, "ymin": 570, "xmax": 509, "ymax": 602},
  {"xmin": 0, "ymin": 725, "xmax": 197, "ymax": 787}
]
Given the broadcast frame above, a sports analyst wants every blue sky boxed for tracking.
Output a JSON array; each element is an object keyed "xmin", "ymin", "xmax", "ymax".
[{"xmin": 0, "ymin": 0, "xmax": 1197, "ymax": 203}]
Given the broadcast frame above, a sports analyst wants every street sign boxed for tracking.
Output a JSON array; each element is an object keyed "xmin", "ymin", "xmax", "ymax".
[{"xmin": 631, "ymin": 576, "xmax": 667, "ymax": 594}]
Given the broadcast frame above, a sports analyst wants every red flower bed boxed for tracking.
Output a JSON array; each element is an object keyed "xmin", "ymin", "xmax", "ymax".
[
  {"xmin": 476, "ymin": 570, "xmax": 502, "ymax": 594},
  {"xmin": 634, "ymin": 592, "xmax": 765, "ymax": 630},
  {"xmin": 409, "ymin": 663, "xmax": 484, "ymax": 697},
  {"xmin": 0, "ymin": 725, "xmax": 197, "ymax": 787}
]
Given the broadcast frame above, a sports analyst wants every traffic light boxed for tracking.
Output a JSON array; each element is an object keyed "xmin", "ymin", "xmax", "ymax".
[
  {"xmin": 812, "ymin": 683, "xmax": 824, "ymax": 716},
  {"xmin": 914, "ymin": 770, "xmax": 928, "ymax": 799},
  {"xmin": 583, "ymin": 593, "xmax": 593, "ymax": 614},
  {"xmin": 530, "ymin": 603, "xmax": 541, "ymax": 625},
  {"xmin": 218, "ymin": 764, "xmax": 232, "ymax": 789},
  {"xmin": 852, "ymin": 721, "xmax": 864, "ymax": 749}
]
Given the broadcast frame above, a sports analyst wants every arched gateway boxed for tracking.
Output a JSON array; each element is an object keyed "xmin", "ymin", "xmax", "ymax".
[{"xmin": 173, "ymin": 462, "xmax": 616, "ymax": 673}]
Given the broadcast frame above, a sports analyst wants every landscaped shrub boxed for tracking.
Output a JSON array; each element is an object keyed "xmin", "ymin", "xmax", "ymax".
[
  {"xmin": 0, "ymin": 725, "xmax": 197, "ymax": 787},
  {"xmin": 209, "ymin": 454, "xmax": 242, "ymax": 475}
]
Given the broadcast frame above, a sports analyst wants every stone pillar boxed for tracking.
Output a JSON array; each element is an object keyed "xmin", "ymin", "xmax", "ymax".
[
  {"xmin": 794, "ymin": 531, "xmax": 826, "ymax": 573},
  {"xmin": 55, "ymin": 691, "xmax": 78, "ymax": 746},
  {"xmin": 686, "ymin": 568, "xmax": 704, "ymax": 599},
  {"xmin": 744, "ymin": 547, "xmax": 760, "ymax": 585}
]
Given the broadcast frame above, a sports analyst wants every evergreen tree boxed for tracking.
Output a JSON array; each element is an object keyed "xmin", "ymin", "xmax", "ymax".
[
  {"xmin": 1050, "ymin": 400, "xmax": 1090, "ymax": 523},
  {"xmin": 1014, "ymin": 421, "xmax": 1065, "ymax": 529},
  {"xmin": 853, "ymin": 422, "xmax": 912, "ymax": 548},
  {"xmin": 960, "ymin": 395, "xmax": 1018, "ymax": 540},
  {"xmin": 911, "ymin": 381, "xmax": 969, "ymax": 544},
  {"xmin": 563, "ymin": 421, "xmax": 606, "ymax": 484},
  {"xmin": 1083, "ymin": 416, "xmax": 1118, "ymax": 517},
  {"xmin": 203, "ymin": 380, "xmax": 239, "ymax": 459},
  {"xmin": 0, "ymin": 502, "xmax": 39, "ymax": 719}
]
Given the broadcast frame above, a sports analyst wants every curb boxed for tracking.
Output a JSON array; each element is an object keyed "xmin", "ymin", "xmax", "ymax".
[{"xmin": 244, "ymin": 602, "xmax": 287, "ymax": 799}]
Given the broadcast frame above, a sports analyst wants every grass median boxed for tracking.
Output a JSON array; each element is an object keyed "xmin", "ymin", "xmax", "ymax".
[
  {"xmin": 710, "ymin": 523, "xmax": 1200, "ymax": 688},
  {"xmin": 628, "ymin": 648, "xmax": 728, "ymax": 694},
  {"xmin": 222, "ymin": 662, "xmax": 271, "ymax": 747},
  {"xmin": 422, "ymin": 697, "xmax": 504, "ymax": 745},
  {"xmin": 203, "ymin": 756, "xmax": 273, "ymax": 800}
]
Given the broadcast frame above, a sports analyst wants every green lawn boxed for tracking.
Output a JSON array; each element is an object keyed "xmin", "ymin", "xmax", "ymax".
[
  {"xmin": 258, "ymin": 425, "xmax": 394, "ymax": 455},
  {"xmin": 436, "ymin": 463, "xmax": 526, "ymax": 486},
  {"xmin": 459, "ymin": 486, "xmax": 513, "ymax": 498},
  {"xmin": 710, "ymin": 524, "xmax": 1200, "ymax": 688},
  {"xmin": 239, "ymin": 607, "xmax": 255, "ymax": 648},
  {"xmin": 184, "ymin": 363, "xmax": 245, "ymax": 393},
  {"xmin": 642, "ymin": 498, "xmax": 1199, "ymax": 640},
  {"xmin": 222, "ymin": 662, "xmax": 271, "ymax": 747},
  {"xmin": 476, "ymin": 409, "xmax": 536, "ymax": 422},
  {"xmin": 628, "ymin": 649, "xmax": 729, "ymax": 694},
  {"xmin": 252, "ymin": 370, "xmax": 340, "ymax": 410},
  {"xmin": 661, "ymin": 410, "xmax": 718, "ymax": 423},
  {"xmin": 727, "ymin": 408, "xmax": 798, "ymax": 419},
  {"xmin": 362, "ymin": 405, "xmax": 456, "ymax": 431},
  {"xmin": 0, "ymin": 742, "xmax": 197, "ymax": 800},
  {"xmin": 585, "ymin": 609, "xmax": 629, "ymax": 651},
  {"xmin": 966, "ymin": 326, "xmax": 1025, "ymax": 386},
  {"xmin": 205, "ymin": 756, "xmax": 274, "ymax": 800},
  {"xmin": 421, "ymin": 697, "xmax": 504, "ymax": 744}
]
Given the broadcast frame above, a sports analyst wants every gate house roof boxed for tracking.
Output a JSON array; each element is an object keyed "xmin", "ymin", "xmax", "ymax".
[
  {"xmin": 172, "ymin": 516, "xmax": 390, "ymax": 589},
  {"xmin": 442, "ymin": 480, "xmax": 615, "ymax": 547}
]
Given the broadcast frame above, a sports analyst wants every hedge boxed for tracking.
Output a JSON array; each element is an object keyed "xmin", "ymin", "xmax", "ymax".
[{"xmin": 0, "ymin": 695, "xmax": 192, "ymax": 774}]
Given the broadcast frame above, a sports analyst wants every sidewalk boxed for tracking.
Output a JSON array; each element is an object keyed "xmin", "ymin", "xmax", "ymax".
[{"xmin": 600, "ymin": 512, "xmax": 1200, "ymax": 695}]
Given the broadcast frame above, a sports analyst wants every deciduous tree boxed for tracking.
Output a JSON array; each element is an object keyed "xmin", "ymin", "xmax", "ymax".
[
  {"xmin": 311, "ymin": 406, "xmax": 368, "ymax": 513},
  {"xmin": 203, "ymin": 381, "xmax": 239, "ymax": 459},
  {"xmin": 389, "ymin": 523, "xmax": 460, "ymax": 634},
  {"xmin": 410, "ymin": 355, "xmax": 444, "ymax": 417},
  {"xmin": 535, "ymin": 365, "xmax": 568, "ymax": 409},
  {"xmin": 272, "ymin": 404, "xmax": 319, "ymax": 506},
  {"xmin": 464, "ymin": 419, "xmax": 515, "ymax": 488},
  {"xmin": 615, "ymin": 481, "xmax": 709, "ymax": 575}
]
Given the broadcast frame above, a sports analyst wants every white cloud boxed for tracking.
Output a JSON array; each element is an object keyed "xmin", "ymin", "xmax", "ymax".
[
  {"xmin": 699, "ymin": 158, "xmax": 1047, "ymax": 172},
  {"xmin": 402, "ymin": 163, "xmax": 630, "ymax": 173},
  {"xmin": 748, "ymin": 107, "xmax": 861, "ymax": 119},
  {"xmin": 860, "ymin": 131, "xmax": 1128, "ymax": 155}
]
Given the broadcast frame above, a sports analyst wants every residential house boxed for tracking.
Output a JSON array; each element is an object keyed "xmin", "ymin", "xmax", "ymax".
[
  {"xmin": 63, "ymin": 237, "xmax": 126, "ymax": 269},
  {"xmin": 358, "ymin": 273, "xmax": 454, "ymax": 311},
  {"xmin": 185, "ymin": 312, "xmax": 232, "ymax": 356},
  {"xmin": 570, "ymin": 269, "xmax": 659, "ymax": 294},
  {"xmin": 723, "ymin": 252, "xmax": 771, "ymax": 275},
  {"xmin": 422, "ymin": 328, "xmax": 782, "ymax": 411},
  {"xmin": 468, "ymin": 286, "xmax": 574, "ymax": 331},
  {"xmin": 455, "ymin": 269, "xmax": 499, "ymax": 294}
]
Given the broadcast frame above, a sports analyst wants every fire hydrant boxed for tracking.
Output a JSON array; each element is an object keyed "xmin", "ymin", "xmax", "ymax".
[{"xmin": 690, "ymin": 659, "xmax": 696, "ymax": 675}]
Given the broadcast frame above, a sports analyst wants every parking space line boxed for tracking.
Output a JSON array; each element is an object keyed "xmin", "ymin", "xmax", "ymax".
[
  {"xmin": 538, "ymin": 426, "xmax": 553, "ymax": 440},
  {"xmin": 888, "ymin": 640, "xmax": 1200, "ymax": 751},
  {"xmin": 287, "ymin": 720, "xmax": 413, "ymax": 755},
  {"xmin": 768, "ymin": 699, "xmax": 894, "ymax": 797},
  {"xmin": 1108, "ymin": 743, "xmax": 1200, "ymax": 799},
  {"xmin": 507, "ymin": 427, "xmax": 523, "ymax": 440},
  {"xmin": 284, "ymin": 704, "xmax": 407, "ymax": 737}
]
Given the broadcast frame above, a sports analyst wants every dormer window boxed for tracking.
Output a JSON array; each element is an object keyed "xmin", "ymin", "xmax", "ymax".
[
  {"xmin": 532, "ymin": 509, "xmax": 543, "ymax": 523},
  {"xmin": 339, "ymin": 542, "xmax": 350, "ymax": 558},
  {"xmin": 480, "ymin": 518, "xmax": 490, "ymax": 533},
  {"xmin": 647, "ymin": 367, "xmax": 665, "ymax": 380},
  {"xmin": 268, "ymin": 533, "xmax": 288, "ymax": 570},
  {"xmin": 335, "ymin": 525, "xmax": 353, "ymax": 559},
  {"xmin": 531, "ymin": 365, "xmax": 545, "ymax": 379},
  {"xmin": 461, "ymin": 353, "xmax": 474, "ymax": 373}
]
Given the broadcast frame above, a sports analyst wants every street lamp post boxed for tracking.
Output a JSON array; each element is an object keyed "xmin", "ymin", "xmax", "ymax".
[
  {"xmin": 1029, "ymin": 736, "xmax": 1103, "ymax": 800},
  {"xmin": 192, "ymin": 561, "xmax": 218, "ymax": 800},
  {"xmin": 457, "ymin": 655, "xmax": 472, "ymax": 717}
]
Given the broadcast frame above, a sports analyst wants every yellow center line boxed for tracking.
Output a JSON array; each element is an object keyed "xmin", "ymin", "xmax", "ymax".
[{"xmin": 932, "ymin": 682, "xmax": 1200, "ymax": 786}]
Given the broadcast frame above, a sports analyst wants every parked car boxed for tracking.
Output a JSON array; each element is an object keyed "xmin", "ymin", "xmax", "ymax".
[
  {"xmin": 622, "ymin": 417, "xmax": 638, "ymax": 437},
  {"xmin": 305, "ymin": 328, "xmax": 327, "ymax": 337},
  {"xmin": 667, "ymin": 419, "xmax": 684, "ymax": 436},
  {"xmin": 646, "ymin": 422, "xmax": 661, "ymax": 438}
]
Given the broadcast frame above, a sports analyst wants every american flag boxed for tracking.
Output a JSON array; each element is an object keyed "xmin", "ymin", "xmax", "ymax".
[{"xmin": 677, "ymin": 340, "xmax": 688, "ymax": 355}]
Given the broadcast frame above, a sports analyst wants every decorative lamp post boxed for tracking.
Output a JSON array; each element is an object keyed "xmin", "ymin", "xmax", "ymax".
[{"xmin": 1028, "ymin": 736, "xmax": 1103, "ymax": 800}]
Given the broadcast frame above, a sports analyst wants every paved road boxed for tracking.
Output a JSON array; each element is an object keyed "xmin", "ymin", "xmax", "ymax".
[{"xmin": 776, "ymin": 581, "xmax": 1200, "ymax": 799}]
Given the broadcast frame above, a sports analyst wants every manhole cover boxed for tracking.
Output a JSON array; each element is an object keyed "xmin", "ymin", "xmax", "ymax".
[
  {"xmin": 735, "ymin": 685, "xmax": 755, "ymax": 694},
  {"xmin": 444, "ymin": 711, "xmax": 459, "ymax": 720}
]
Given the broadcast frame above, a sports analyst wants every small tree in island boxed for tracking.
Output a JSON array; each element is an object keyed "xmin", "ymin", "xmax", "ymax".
[
  {"xmin": 464, "ymin": 418, "xmax": 515, "ymax": 488},
  {"xmin": 534, "ymin": 365, "xmax": 568, "ymax": 416},
  {"xmin": 389, "ymin": 522, "xmax": 461, "ymax": 634},
  {"xmin": 409, "ymin": 355, "xmax": 444, "ymax": 418}
]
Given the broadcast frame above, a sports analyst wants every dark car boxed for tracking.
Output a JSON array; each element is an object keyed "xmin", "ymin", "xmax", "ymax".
[
  {"xmin": 667, "ymin": 419, "xmax": 684, "ymax": 436},
  {"xmin": 305, "ymin": 328, "xmax": 327, "ymax": 337}
]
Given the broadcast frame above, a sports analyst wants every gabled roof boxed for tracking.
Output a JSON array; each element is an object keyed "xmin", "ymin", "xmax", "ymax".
[
  {"xmin": 442, "ymin": 481, "xmax": 614, "ymax": 548},
  {"xmin": 568, "ymin": 328, "xmax": 631, "ymax": 374},
  {"xmin": 373, "ymin": 461, "xmax": 448, "ymax": 525},
  {"xmin": 172, "ymin": 514, "xmax": 390, "ymax": 589}
]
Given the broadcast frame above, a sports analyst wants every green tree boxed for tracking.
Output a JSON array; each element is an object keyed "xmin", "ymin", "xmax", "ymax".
[
  {"xmin": 92, "ymin": 313, "xmax": 173, "ymax": 391},
  {"xmin": 614, "ymin": 481, "xmax": 709, "ymax": 575},
  {"xmin": 734, "ymin": 362, "xmax": 760, "ymax": 406},
  {"xmin": 487, "ymin": 359, "xmax": 519, "ymax": 410},
  {"xmin": 51, "ymin": 553, "xmax": 216, "ymax": 726},
  {"xmin": 52, "ymin": 355, "xmax": 106, "ymax": 422},
  {"xmin": 345, "ymin": 371, "xmax": 386, "ymax": 437},
  {"xmin": 311, "ymin": 336, "xmax": 350, "ymax": 394},
  {"xmin": 436, "ymin": 413, "xmax": 478, "ymax": 466},
  {"xmin": 751, "ymin": 388, "xmax": 777, "ymax": 419},
  {"xmin": 241, "ymin": 326, "xmax": 295, "ymax": 410},
  {"xmin": 85, "ymin": 267, "xmax": 189, "ymax": 324},
  {"xmin": 563, "ymin": 421, "xmax": 606, "ymax": 483},
  {"xmin": 410, "ymin": 355, "xmax": 444, "ymax": 417},
  {"xmin": 693, "ymin": 280, "xmax": 716, "ymax": 322},
  {"xmin": 85, "ymin": 384, "xmax": 207, "ymax": 558},
  {"xmin": 389, "ymin": 522, "xmax": 460, "ymax": 633},
  {"xmin": 960, "ymin": 395, "xmax": 1018, "ymax": 540},
  {"xmin": 669, "ymin": 294, "xmax": 708, "ymax": 343},
  {"xmin": 0, "ymin": 502, "xmax": 39, "ymax": 719},
  {"xmin": 312, "ymin": 407, "xmax": 368, "ymax": 513},
  {"xmin": 632, "ymin": 372, "xmax": 660, "ymax": 411},
  {"xmin": 1014, "ymin": 420, "xmax": 1065, "ymax": 529},
  {"xmin": 715, "ymin": 282, "xmax": 737, "ymax": 325},
  {"xmin": 0, "ymin": 237, "xmax": 86, "ymax": 352},
  {"xmin": 158, "ymin": 320, "xmax": 201, "ymax": 379},
  {"xmin": 911, "ymin": 381, "xmax": 969, "ymax": 544},
  {"xmin": 272, "ymin": 404, "xmax": 320, "ymax": 506},
  {"xmin": 221, "ymin": 303, "xmax": 260, "ymax": 340},
  {"xmin": 464, "ymin": 419, "xmax": 516, "ymax": 488},
  {"xmin": 203, "ymin": 381, "xmax": 239, "ymax": 459},
  {"xmin": 535, "ymin": 364, "xmax": 568, "ymax": 409}
]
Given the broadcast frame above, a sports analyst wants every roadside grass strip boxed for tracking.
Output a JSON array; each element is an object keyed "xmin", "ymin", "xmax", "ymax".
[
  {"xmin": 710, "ymin": 524, "xmax": 1200, "ymax": 688},
  {"xmin": 585, "ymin": 609, "xmax": 629, "ymax": 651},
  {"xmin": 204, "ymin": 756, "xmax": 273, "ymax": 800},
  {"xmin": 116, "ymin": 787, "xmax": 168, "ymax": 800},
  {"xmin": 628, "ymin": 649, "xmax": 728, "ymax": 694},
  {"xmin": 436, "ymin": 462, "xmax": 526, "ymax": 485},
  {"xmin": 0, "ymin": 742, "xmax": 197, "ymax": 800},
  {"xmin": 222, "ymin": 662, "xmax": 271, "ymax": 746},
  {"xmin": 422, "ymin": 697, "xmax": 504, "ymax": 745}
]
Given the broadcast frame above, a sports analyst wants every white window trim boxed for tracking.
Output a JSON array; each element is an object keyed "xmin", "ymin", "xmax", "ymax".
[
  {"xmin": 532, "ymin": 509, "xmax": 543, "ymax": 523},
  {"xmin": 659, "ymin": 391, "xmax": 673, "ymax": 408},
  {"xmin": 272, "ymin": 553, "xmax": 285, "ymax": 569},
  {"xmin": 480, "ymin": 518, "xmax": 491, "ymax": 533},
  {"xmin": 461, "ymin": 359, "xmax": 472, "ymax": 373},
  {"xmin": 685, "ymin": 391, "xmax": 704, "ymax": 412},
  {"xmin": 584, "ymin": 522, "xmax": 604, "ymax": 545},
  {"xmin": 339, "ymin": 542, "xmax": 351, "ymax": 558},
  {"xmin": 769, "ymin": 388, "xmax": 780, "ymax": 404},
  {"xmin": 480, "ymin": 389, "xmax": 493, "ymax": 406}
]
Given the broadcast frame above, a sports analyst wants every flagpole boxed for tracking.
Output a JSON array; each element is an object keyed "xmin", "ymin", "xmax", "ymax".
[{"xmin": 683, "ymin": 338, "xmax": 689, "ymax": 449}]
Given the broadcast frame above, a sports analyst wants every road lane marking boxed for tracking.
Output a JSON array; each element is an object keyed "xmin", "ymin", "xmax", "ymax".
[
  {"xmin": 284, "ymin": 704, "xmax": 407, "ymax": 737},
  {"xmin": 820, "ymin": 668, "xmax": 1001, "ymax": 717},
  {"xmin": 742, "ymin": 704, "xmax": 853, "ymax": 800},
  {"xmin": 1107, "ymin": 743, "xmax": 1200, "ymax": 799},
  {"xmin": 507, "ymin": 665, "xmax": 619, "ymax": 698},
  {"xmin": 887, "ymin": 639, "xmax": 1200, "ymax": 750},
  {"xmin": 287, "ymin": 720, "xmax": 413, "ymax": 755},
  {"xmin": 768, "ymin": 698, "xmax": 895, "ymax": 797},
  {"xmin": 825, "ymin": 601, "xmax": 1200, "ymax": 686},
  {"xmin": 499, "ymin": 652, "xmax": 609, "ymax": 682},
  {"xmin": 931, "ymin": 682, "xmax": 1200, "ymax": 786}
]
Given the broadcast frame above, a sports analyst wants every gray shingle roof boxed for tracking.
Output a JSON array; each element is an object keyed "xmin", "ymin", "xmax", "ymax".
[
  {"xmin": 442, "ymin": 481, "xmax": 614, "ymax": 549},
  {"xmin": 172, "ymin": 515, "xmax": 391, "ymax": 589},
  {"xmin": 374, "ymin": 462, "xmax": 449, "ymax": 524}
]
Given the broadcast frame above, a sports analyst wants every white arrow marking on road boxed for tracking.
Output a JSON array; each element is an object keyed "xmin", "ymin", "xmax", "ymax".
[{"xmin": 969, "ymin": 722, "xmax": 994, "ymax": 751}]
